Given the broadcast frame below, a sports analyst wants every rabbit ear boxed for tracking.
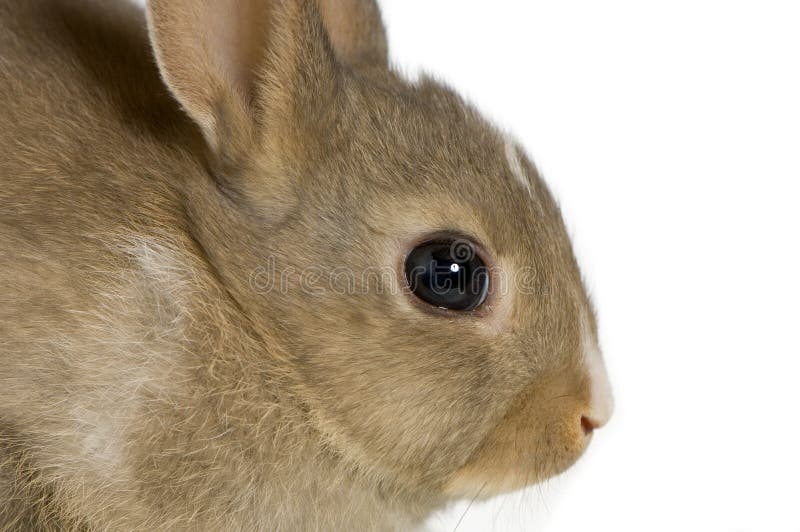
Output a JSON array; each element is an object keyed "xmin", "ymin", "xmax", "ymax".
[
  {"xmin": 147, "ymin": 0, "xmax": 372, "ymax": 156},
  {"xmin": 146, "ymin": 0, "xmax": 272, "ymax": 150},
  {"xmin": 317, "ymin": 0, "xmax": 389, "ymax": 69}
]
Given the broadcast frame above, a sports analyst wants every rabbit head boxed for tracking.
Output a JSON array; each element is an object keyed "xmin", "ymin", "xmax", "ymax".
[{"xmin": 146, "ymin": 0, "xmax": 613, "ymax": 501}]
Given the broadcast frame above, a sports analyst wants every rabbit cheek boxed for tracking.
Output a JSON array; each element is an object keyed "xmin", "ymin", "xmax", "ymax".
[{"xmin": 442, "ymin": 364, "xmax": 592, "ymax": 499}]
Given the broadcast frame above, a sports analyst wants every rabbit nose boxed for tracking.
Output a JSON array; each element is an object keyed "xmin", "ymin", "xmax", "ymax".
[
  {"xmin": 582, "ymin": 364, "xmax": 614, "ymax": 435},
  {"xmin": 581, "ymin": 376, "xmax": 614, "ymax": 434},
  {"xmin": 581, "ymin": 415, "xmax": 596, "ymax": 435},
  {"xmin": 582, "ymin": 338, "xmax": 614, "ymax": 431},
  {"xmin": 585, "ymin": 358, "xmax": 614, "ymax": 430},
  {"xmin": 580, "ymin": 412, "xmax": 609, "ymax": 436}
]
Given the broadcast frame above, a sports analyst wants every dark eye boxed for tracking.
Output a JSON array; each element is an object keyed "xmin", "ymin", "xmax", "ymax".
[{"xmin": 404, "ymin": 238, "xmax": 490, "ymax": 312}]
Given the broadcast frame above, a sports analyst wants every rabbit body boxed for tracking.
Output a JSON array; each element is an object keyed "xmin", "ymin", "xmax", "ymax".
[{"xmin": 0, "ymin": 0, "xmax": 613, "ymax": 530}]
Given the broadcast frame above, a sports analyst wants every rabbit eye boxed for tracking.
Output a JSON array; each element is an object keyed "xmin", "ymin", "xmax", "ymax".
[{"xmin": 404, "ymin": 238, "xmax": 489, "ymax": 312}]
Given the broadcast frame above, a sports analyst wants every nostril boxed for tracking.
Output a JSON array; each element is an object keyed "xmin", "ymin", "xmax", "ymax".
[{"xmin": 581, "ymin": 415, "xmax": 596, "ymax": 436}]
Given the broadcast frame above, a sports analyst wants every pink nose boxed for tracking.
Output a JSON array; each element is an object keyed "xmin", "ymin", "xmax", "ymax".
[{"xmin": 580, "ymin": 414, "xmax": 608, "ymax": 435}]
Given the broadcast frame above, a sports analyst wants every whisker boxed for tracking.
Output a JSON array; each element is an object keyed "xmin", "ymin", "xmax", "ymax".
[{"xmin": 453, "ymin": 481, "xmax": 487, "ymax": 532}]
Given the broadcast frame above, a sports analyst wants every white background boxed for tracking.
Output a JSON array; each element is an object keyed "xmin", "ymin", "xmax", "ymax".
[
  {"xmin": 376, "ymin": 1, "xmax": 800, "ymax": 531},
  {"xmin": 130, "ymin": 0, "xmax": 800, "ymax": 530}
]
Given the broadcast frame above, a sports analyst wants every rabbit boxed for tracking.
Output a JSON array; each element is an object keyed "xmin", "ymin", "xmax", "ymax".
[{"xmin": 0, "ymin": 0, "xmax": 614, "ymax": 530}]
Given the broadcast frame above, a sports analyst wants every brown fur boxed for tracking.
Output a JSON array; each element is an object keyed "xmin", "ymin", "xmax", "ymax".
[{"xmin": 0, "ymin": 0, "xmax": 611, "ymax": 529}]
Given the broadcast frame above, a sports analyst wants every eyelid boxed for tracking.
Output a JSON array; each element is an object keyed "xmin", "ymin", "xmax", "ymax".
[{"xmin": 403, "ymin": 230, "xmax": 495, "ymax": 268}]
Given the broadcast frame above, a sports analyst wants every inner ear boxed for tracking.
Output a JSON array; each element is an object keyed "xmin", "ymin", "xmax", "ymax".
[
  {"xmin": 146, "ymin": 0, "xmax": 272, "ymax": 151},
  {"xmin": 317, "ymin": 0, "xmax": 389, "ymax": 69},
  {"xmin": 147, "ymin": 0, "xmax": 390, "ymax": 189},
  {"xmin": 206, "ymin": 1, "xmax": 272, "ymax": 103}
]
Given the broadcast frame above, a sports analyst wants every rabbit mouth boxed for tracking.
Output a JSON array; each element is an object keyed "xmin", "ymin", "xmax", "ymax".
[
  {"xmin": 441, "ymin": 376, "xmax": 596, "ymax": 499},
  {"xmin": 441, "ymin": 308, "xmax": 614, "ymax": 499}
]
